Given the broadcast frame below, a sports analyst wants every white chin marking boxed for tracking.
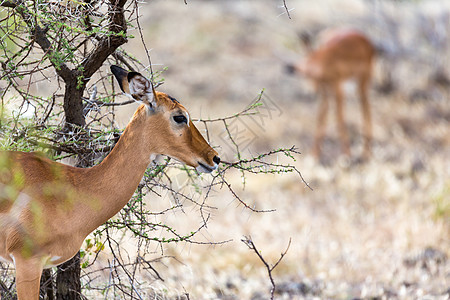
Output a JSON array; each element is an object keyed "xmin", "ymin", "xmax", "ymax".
[{"xmin": 196, "ymin": 164, "xmax": 217, "ymax": 174}]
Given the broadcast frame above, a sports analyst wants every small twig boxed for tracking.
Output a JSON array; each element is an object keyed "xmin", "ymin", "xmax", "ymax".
[
  {"xmin": 219, "ymin": 146, "xmax": 313, "ymax": 191},
  {"xmin": 282, "ymin": 0, "xmax": 292, "ymax": 19},
  {"xmin": 137, "ymin": 255, "xmax": 164, "ymax": 282},
  {"xmin": 0, "ymin": 278, "xmax": 9, "ymax": 292},
  {"xmin": 192, "ymin": 92, "xmax": 263, "ymax": 123},
  {"xmin": 242, "ymin": 236, "xmax": 291, "ymax": 300},
  {"xmin": 134, "ymin": 0, "xmax": 156, "ymax": 88},
  {"xmin": 39, "ymin": 93, "xmax": 56, "ymax": 125},
  {"xmin": 111, "ymin": 51, "xmax": 136, "ymax": 72},
  {"xmin": 84, "ymin": 98, "xmax": 135, "ymax": 107}
]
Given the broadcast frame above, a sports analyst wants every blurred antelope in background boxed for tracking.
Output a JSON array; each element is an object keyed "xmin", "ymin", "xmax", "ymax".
[
  {"xmin": 0, "ymin": 65, "xmax": 220, "ymax": 299},
  {"xmin": 287, "ymin": 28, "xmax": 375, "ymax": 160}
]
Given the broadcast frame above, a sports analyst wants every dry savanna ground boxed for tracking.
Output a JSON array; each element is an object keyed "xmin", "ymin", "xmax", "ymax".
[{"xmin": 100, "ymin": 0, "xmax": 449, "ymax": 299}]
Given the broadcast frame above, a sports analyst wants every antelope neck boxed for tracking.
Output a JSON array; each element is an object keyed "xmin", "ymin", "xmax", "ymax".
[{"xmin": 82, "ymin": 105, "xmax": 155, "ymax": 229}]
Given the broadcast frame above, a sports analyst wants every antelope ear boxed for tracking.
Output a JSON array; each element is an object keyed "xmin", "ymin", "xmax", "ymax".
[
  {"xmin": 111, "ymin": 65, "xmax": 130, "ymax": 93},
  {"xmin": 110, "ymin": 65, "xmax": 156, "ymax": 110}
]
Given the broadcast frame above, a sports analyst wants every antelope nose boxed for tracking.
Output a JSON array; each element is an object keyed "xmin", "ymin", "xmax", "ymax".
[{"xmin": 213, "ymin": 156, "xmax": 221, "ymax": 165}]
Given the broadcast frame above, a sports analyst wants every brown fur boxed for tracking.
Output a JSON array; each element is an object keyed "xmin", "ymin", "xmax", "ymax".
[{"xmin": 293, "ymin": 28, "xmax": 375, "ymax": 159}]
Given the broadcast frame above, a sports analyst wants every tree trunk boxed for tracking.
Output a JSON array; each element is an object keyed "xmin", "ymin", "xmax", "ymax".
[
  {"xmin": 56, "ymin": 252, "xmax": 81, "ymax": 300},
  {"xmin": 37, "ymin": 1, "xmax": 127, "ymax": 297},
  {"xmin": 63, "ymin": 73, "xmax": 86, "ymax": 127},
  {"xmin": 40, "ymin": 269, "xmax": 55, "ymax": 300},
  {"xmin": 56, "ymin": 72, "xmax": 86, "ymax": 300}
]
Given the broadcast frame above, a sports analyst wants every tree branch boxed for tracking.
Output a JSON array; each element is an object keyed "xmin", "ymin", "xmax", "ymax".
[
  {"xmin": 2, "ymin": 0, "xmax": 74, "ymax": 82},
  {"xmin": 82, "ymin": 0, "xmax": 128, "ymax": 79},
  {"xmin": 242, "ymin": 236, "xmax": 291, "ymax": 300},
  {"xmin": 0, "ymin": 0, "xmax": 16, "ymax": 9}
]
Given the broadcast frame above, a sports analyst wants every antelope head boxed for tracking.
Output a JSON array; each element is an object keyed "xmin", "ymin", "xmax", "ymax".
[{"xmin": 110, "ymin": 65, "xmax": 220, "ymax": 173}]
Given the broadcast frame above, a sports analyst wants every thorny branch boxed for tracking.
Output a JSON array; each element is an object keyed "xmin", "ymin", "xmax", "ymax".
[
  {"xmin": 0, "ymin": 278, "xmax": 10, "ymax": 296},
  {"xmin": 242, "ymin": 236, "xmax": 292, "ymax": 300},
  {"xmin": 1, "ymin": 89, "xmax": 309, "ymax": 298}
]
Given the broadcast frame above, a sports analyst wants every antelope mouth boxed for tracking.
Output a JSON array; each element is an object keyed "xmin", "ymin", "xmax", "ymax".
[{"xmin": 196, "ymin": 161, "xmax": 217, "ymax": 173}]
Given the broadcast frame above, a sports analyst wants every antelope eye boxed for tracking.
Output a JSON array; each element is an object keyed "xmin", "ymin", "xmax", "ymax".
[{"xmin": 173, "ymin": 115, "xmax": 188, "ymax": 124}]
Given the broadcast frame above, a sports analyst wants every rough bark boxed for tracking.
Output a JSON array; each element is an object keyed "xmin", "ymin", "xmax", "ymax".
[
  {"xmin": 56, "ymin": 253, "xmax": 81, "ymax": 300},
  {"xmin": 63, "ymin": 72, "xmax": 86, "ymax": 127},
  {"xmin": 40, "ymin": 269, "xmax": 55, "ymax": 300}
]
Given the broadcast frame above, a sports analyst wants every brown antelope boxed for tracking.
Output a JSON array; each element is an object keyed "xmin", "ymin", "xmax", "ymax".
[
  {"xmin": 0, "ymin": 65, "xmax": 220, "ymax": 299},
  {"xmin": 287, "ymin": 28, "xmax": 375, "ymax": 159}
]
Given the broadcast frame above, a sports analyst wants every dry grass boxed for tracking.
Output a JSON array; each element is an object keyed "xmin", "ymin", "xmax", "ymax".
[{"xmin": 94, "ymin": 0, "xmax": 450, "ymax": 299}]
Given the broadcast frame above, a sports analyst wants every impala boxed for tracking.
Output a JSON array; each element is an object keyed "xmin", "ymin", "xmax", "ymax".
[
  {"xmin": 287, "ymin": 28, "xmax": 375, "ymax": 159},
  {"xmin": 0, "ymin": 65, "xmax": 220, "ymax": 299}
]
